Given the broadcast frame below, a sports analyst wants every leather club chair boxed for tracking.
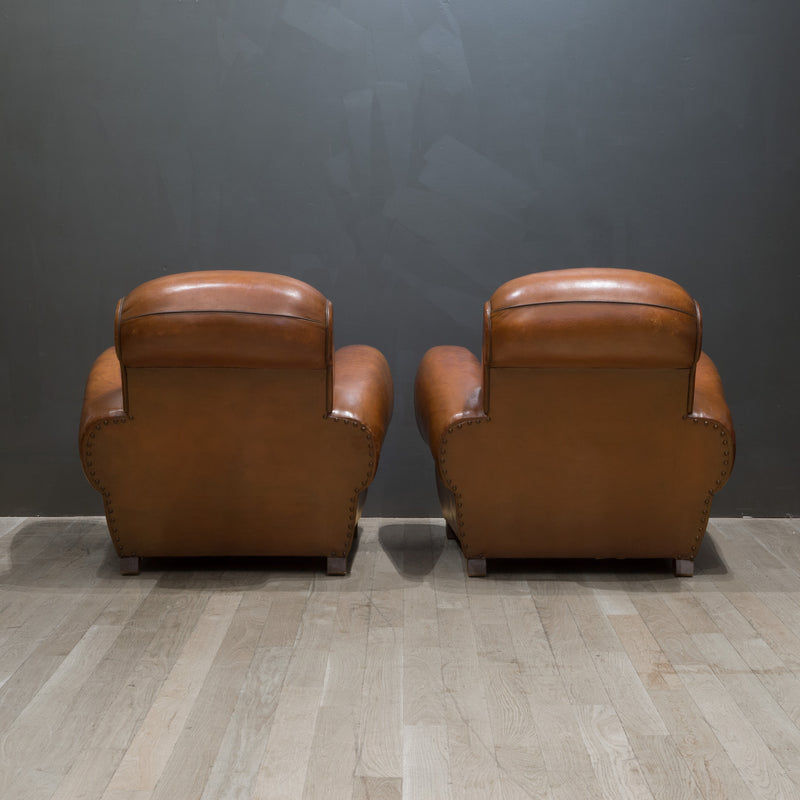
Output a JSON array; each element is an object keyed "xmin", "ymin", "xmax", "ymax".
[
  {"xmin": 415, "ymin": 268, "xmax": 734, "ymax": 577},
  {"xmin": 79, "ymin": 271, "xmax": 393, "ymax": 576}
]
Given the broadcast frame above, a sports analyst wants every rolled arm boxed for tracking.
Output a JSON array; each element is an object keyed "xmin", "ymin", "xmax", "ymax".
[
  {"xmin": 414, "ymin": 346, "xmax": 484, "ymax": 458},
  {"xmin": 78, "ymin": 347, "xmax": 127, "ymax": 476},
  {"xmin": 691, "ymin": 351, "xmax": 735, "ymax": 454},
  {"xmin": 331, "ymin": 345, "xmax": 393, "ymax": 456},
  {"xmin": 79, "ymin": 348, "xmax": 126, "ymax": 434}
]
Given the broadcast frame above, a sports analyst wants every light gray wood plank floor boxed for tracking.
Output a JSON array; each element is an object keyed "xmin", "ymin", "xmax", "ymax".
[{"xmin": 1, "ymin": 516, "xmax": 799, "ymax": 799}]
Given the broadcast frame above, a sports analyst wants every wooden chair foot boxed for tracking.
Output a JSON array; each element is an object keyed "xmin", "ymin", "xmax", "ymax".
[
  {"xmin": 327, "ymin": 556, "xmax": 347, "ymax": 576},
  {"xmin": 445, "ymin": 523, "xmax": 457, "ymax": 540},
  {"xmin": 674, "ymin": 558, "xmax": 694, "ymax": 577},
  {"xmin": 120, "ymin": 556, "xmax": 140, "ymax": 575},
  {"xmin": 467, "ymin": 558, "xmax": 487, "ymax": 577}
]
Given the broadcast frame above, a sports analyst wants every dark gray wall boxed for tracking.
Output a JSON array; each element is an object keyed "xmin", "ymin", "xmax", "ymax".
[{"xmin": 1, "ymin": 0, "xmax": 798, "ymax": 517}]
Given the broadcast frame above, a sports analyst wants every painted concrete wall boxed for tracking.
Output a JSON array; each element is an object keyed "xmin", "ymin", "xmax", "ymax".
[{"xmin": 1, "ymin": 0, "xmax": 798, "ymax": 515}]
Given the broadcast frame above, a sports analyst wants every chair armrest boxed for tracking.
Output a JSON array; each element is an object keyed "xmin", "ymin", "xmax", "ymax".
[
  {"xmin": 78, "ymin": 348, "xmax": 127, "ymax": 479},
  {"xmin": 415, "ymin": 346, "xmax": 484, "ymax": 458},
  {"xmin": 690, "ymin": 351, "xmax": 735, "ymax": 453},
  {"xmin": 79, "ymin": 348, "xmax": 126, "ymax": 436},
  {"xmin": 331, "ymin": 345, "xmax": 393, "ymax": 454}
]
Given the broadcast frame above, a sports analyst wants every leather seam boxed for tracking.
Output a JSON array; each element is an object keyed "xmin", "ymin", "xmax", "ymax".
[
  {"xmin": 121, "ymin": 310, "xmax": 326, "ymax": 325},
  {"xmin": 492, "ymin": 299, "xmax": 696, "ymax": 316},
  {"xmin": 488, "ymin": 365, "xmax": 693, "ymax": 371}
]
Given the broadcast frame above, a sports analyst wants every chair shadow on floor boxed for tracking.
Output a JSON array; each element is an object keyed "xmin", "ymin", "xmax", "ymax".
[
  {"xmin": 378, "ymin": 518, "xmax": 728, "ymax": 589},
  {"xmin": 1, "ymin": 516, "xmax": 728, "ymax": 592},
  {"xmin": 0, "ymin": 517, "xmax": 364, "ymax": 592}
]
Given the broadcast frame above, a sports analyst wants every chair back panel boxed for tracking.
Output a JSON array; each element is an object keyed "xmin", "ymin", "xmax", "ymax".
[
  {"xmin": 91, "ymin": 368, "xmax": 371, "ymax": 558},
  {"xmin": 445, "ymin": 368, "xmax": 722, "ymax": 559}
]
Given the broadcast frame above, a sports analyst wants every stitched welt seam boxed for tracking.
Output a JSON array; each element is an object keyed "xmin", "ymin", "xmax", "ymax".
[
  {"xmin": 123, "ymin": 310, "xmax": 325, "ymax": 325},
  {"xmin": 492, "ymin": 299, "xmax": 695, "ymax": 316}
]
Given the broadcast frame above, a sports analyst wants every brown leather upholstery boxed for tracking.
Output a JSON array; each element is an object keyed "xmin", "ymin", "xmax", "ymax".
[
  {"xmin": 80, "ymin": 271, "xmax": 393, "ymax": 574},
  {"xmin": 415, "ymin": 268, "xmax": 734, "ymax": 576}
]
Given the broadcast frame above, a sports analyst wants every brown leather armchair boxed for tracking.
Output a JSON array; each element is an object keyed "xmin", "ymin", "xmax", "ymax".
[
  {"xmin": 415, "ymin": 268, "xmax": 734, "ymax": 577},
  {"xmin": 79, "ymin": 271, "xmax": 393, "ymax": 575}
]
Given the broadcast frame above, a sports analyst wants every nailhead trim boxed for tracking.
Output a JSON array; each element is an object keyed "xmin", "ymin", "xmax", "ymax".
[
  {"xmin": 328, "ymin": 414, "xmax": 377, "ymax": 557},
  {"xmin": 439, "ymin": 416, "xmax": 489, "ymax": 551},
  {"xmin": 84, "ymin": 416, "xmax": 131, "ymax": 551},
  {"xmin": 682, "ymin": 416, "xmax": 732, "ymax": 560}
]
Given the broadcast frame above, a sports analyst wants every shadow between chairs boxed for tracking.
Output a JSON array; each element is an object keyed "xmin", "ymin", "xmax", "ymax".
[{"xmin": 378, "ymin": 521, "xmax": 446, "ymax": 579}]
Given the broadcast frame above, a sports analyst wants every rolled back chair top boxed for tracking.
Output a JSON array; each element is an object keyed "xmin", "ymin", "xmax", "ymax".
[
  {"xmin": 485, "ymin": 268, "xmax": 701, "ymax": 370},
  {"xmin": 115, "ymin": 270, "xmax": 333, "ymax": 370}
]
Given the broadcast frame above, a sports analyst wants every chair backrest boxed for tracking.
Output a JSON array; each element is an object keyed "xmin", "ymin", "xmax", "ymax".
[
  {"xmin": 482, "ymin": 268, "xmax": 702, "ymax": 415},
  {"xmin": 114, "ymin": 270, "xmax": 334, "ymax": 414}
]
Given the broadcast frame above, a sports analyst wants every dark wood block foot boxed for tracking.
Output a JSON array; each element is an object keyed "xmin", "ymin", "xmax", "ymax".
[
  {"xmin": 120, "ymin": 556, "xmax": 140, "ymax": 575},
  {"xmin": 467, "ymin": 558, "xmax": 487, "ymax": 577},
  {"xmin": 674, "ymin": 558, "xmax": 694, "ymax": 577},
  {"xmin": 327, "ymin": 556, "xmax": 347, "ymax": 576}
]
